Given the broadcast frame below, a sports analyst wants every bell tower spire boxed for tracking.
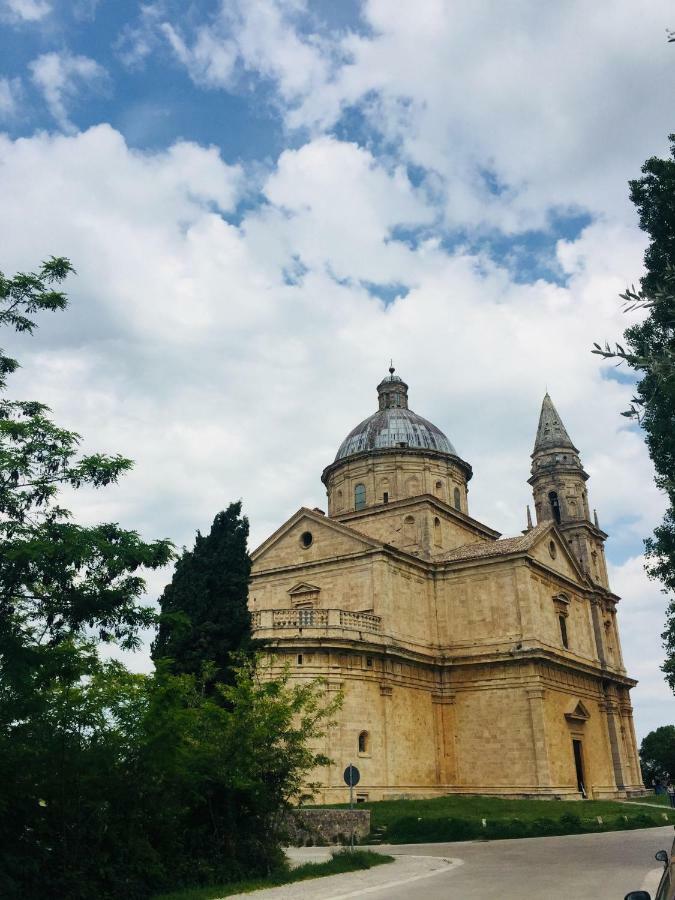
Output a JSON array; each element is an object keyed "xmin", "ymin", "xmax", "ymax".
[{"xmin": 528, "ymin": 394, "xmax": 609, "ymax": 587}]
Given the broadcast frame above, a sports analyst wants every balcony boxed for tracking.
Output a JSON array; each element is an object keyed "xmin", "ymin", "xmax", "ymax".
[{"xmin": 251, "ymin": 607, "xmax": 382, "ymax": 634}]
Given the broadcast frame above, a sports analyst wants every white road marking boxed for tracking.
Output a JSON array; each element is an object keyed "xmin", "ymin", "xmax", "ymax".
[
  {"xmin": 317, "ymin": 856, "xmax": 464, "ymax": 899},
  {"xmin": 641, "ymin": 866, "xmax": 665, "ymax": 895}
]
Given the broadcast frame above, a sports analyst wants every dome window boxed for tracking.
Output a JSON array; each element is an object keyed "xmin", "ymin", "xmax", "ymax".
[
  {"xmin": 453, "ymin": 487, "xmax": 461, "ymax": 511},
  {"xmin": 354, "ymin": 483, "xmax": 366, "ymax": 510}
]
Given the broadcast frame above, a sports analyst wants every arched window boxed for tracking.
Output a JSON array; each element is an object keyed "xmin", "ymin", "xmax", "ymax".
[
  {"xmin": 453, "ymin": 487, "xmax": 461, "ymax": 511},
  {"xmin": 549, "ymin": 491, "xmax": 561, "ymax": 524},
  {"xmin": 358, "ymin": 731, "xmax": 369, "ymax": 754},
  {"xmin": 354, "ymin": 483, "xmax": 366, "ymax": 510},
  {"xmin": 403, "ymin": 515, "xmax": 416, "ymax": 543},
  {"xmin": 434, "ymin": 516, "xmax": 441, "ymax": 546},
  {"xmin": 435, "ymin": 480, "xmax": 444, "ymax": 498},
  {"xmin": 336, "ymin": 489, "xmax": 343, "ymax": 511}
]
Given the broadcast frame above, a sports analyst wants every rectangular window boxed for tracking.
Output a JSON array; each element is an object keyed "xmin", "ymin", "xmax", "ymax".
[
  {"xmin": 383, "ymin": 492, "xmax": 389, "ymax": 504},
  {"xmin": 354, "ymin": 483, "xmax": 366, "ymax": 510},
  {"xmin": 559, "ymin": 614, "xmax": 569, "ymax": 649}
]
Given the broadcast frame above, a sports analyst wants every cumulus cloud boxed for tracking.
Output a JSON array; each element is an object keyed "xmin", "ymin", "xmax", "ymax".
[
  {"xmin": 0, "ymin": 77, "xmax": 21, "ymax": 119},
  {"xmin": 1, "ymin": 0, "xmax": 50, "ymax": 22},
  {"xmin": 29, "ymin": 50, "xmax": 108, "ymax": 132},
  {"xmin": 153, "ymin": 0, "xmax": 673, "ymax": 234},
  {"xmin": 0, "ymin": 123, "xmax": 671, "ymax": 733},
  {"xmin": 611, "ymin": 556, "xmax": 674, "ymax": 739}
]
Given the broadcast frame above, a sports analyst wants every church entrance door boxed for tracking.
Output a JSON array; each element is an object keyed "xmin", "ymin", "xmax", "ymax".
[{"xmin": 572, "ymin": 739, "xmax": 587, "ymax": 797}]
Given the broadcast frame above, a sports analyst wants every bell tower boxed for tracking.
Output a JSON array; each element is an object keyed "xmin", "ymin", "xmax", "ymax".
[{"xmin": 528, "ymin": 394, "xmax": 609, "ymax": 588}]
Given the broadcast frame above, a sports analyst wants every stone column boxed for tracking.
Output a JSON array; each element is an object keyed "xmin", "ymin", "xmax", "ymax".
[
  {"xmin": 379, "ymin": 679, "xmax": 393, "ymax": 790},
  {"xmin": 526, "ymin": 685, "xmax": 553, "ymax": 790},
  {"xmin": 589, "ymin": 599, "xmax": 607, "ymax": 666},
  {"xmin": 620, "ymin": 703, "xmax": 643, "ymax": 789},
  {"xmin": 432, "ymin": 690, "xmax": 456, "ymax": 786},
  {"xmin": 600, "ymin": 695, "xmax": 625, "ymax": 792}
]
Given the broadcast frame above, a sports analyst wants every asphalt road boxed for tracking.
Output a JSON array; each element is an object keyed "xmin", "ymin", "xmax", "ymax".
[{"xmin": 374, "ymin": 826, "xmax": 674, "ymax": 899}]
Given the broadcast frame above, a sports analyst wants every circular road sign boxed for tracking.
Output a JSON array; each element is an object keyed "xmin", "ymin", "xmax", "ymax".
[{"xmin": 343, "ymin": 764, "xmax": 360, "ymax": 787}]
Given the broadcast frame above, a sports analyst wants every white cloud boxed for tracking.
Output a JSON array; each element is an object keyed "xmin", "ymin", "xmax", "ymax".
[
  {"xmin": 611, "ymin": 556, "xmax": 675, "ymax": 740},
  {"xmin": 156, "ymin": 0, "xmax": 674, "ymax": 235},
  {"xmin": 0, "ymin": 77, "xmax": 21, "ymax": 119},
  {"xmin": 1, "ymin": 0, "xmax": 50, "ymax": 22},
  {"xmin": 0, "ymin": 125, "xmax": 669, "ymax": 739},
  {"xmin": 160, "ymin": 21, "xmax": 238, "ymax": 88},
  {"xmin": 29, "ymin": 51, "xmax": 108, "ymax": 133}
]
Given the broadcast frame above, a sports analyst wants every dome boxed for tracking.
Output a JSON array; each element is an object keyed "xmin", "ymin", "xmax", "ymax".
[{"xmin": 334, "ymin": 368, "xmax": 457, "ymax": 461}]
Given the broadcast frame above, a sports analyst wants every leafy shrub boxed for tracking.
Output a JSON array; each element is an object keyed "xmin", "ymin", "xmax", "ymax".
[{"xmin": 558, "ymin": 812, "xmax": 585, "ymax": 833}]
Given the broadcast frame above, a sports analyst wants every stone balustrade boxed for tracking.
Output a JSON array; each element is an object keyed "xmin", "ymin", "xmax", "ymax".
[{"xmin": 252, "ymin": 607, "xmax": 382, "ymax": 633}]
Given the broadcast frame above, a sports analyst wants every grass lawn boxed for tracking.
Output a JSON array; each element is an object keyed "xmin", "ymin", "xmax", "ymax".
[
  {"xmin": 320, "ymin": 795, "xmax": 675, "ymax": 843},
  {"xmin": 624, "ymin": 793, "xmax": 669, "ymax": 806},
  {"xmin": 151, "ymin": 850, "xmax": 394, "ymax": 900}
]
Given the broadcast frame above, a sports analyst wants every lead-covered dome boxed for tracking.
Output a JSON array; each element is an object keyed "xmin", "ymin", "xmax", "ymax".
[{"xmin": 335, "ymin": 368, "xmax": 456, "ymax": 461}]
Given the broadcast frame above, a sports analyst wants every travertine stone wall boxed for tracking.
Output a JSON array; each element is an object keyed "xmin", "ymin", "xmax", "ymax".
[
  {"xmin": 324, "ymin": 450, "xmax": 469, "ymax": 517},
  {"xmin": 250, "ymin": 496, "xmax": 644, "ymax": 801}
]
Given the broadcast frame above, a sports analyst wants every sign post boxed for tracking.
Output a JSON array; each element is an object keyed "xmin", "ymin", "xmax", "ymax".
[{"xmin": 343, "ymin": 764, "xmax": 360, "ymax": 851}]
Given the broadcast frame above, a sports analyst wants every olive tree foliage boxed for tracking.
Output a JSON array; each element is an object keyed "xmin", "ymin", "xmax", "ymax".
[{"xmin": 593, "ymin": 137, "xmax": 675, "ymax": 689}]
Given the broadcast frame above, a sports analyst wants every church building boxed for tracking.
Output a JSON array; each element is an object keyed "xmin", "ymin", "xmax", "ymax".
[{"xmin": 249, "ymin": 369, "xmax": 645, "ymax": 802}]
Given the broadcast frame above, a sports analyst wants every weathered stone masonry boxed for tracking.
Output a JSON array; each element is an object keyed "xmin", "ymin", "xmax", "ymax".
[{"xmin": 249, "ymin": 370, "xmax": 645, "ymax": 802}]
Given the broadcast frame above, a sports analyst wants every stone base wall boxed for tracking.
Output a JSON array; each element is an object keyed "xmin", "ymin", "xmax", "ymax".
[{"xmin": 283, "ymin": 809, "xmax": 371, "ymax": 846}]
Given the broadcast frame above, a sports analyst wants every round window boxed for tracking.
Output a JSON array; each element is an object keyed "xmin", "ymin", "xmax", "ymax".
[
  {"xmin": 548, "ymin": 540, "xmax": 557, "ymax": 559},
  {"xmin": 300, "ymin": 531, "xmax": 313, "ymax": 548}
]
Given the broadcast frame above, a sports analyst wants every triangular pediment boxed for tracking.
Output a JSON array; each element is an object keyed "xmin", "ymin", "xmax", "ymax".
[
  {"xmin": 565, "ymin": 699, "xmax": 591, "ymax": 723},
  {"xmin": 251, "ymin": 507, "xmax": 386, "ymax": 572},
  {"xmin": 527, "ymin": 523, "xmax": 587, "ymax": 584},
  {"xmin": 288, "ymin": 582, "xmax": 321, "ymax": 595}
]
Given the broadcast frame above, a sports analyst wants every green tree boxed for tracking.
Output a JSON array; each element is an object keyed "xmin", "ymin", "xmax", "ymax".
[
  {"xmin": 593, "ymin": 137, "xmax": 675, "ymax": 687},
  {"xmin": 0, "ymin": 258, "xmax": 337, "ymax": 899},
  {"xmin": 152, "ymin": 503, "xmax": 253, "ymax": 687},
  {"xmin": 0, "ymin": 258, "xmax": 172, "ymax": 897},
  {"xmin": 640, "ymin": 725, "xmax": 675, "ymax": 787}
]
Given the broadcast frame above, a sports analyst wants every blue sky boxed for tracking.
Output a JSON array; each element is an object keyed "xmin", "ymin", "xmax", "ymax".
[{"xmin": 1, "ymin": 0, "xmax": 674, "ymax": 736}]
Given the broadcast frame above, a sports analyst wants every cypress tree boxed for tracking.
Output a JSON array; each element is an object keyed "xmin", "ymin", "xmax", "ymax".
[{"xmin": 152, "ymin": 501, "xmax": 252, "ymax": 685}]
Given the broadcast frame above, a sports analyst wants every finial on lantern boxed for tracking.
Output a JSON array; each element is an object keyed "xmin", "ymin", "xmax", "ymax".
[{"xmin": 389, "ymin": 359, "xmax": 395, "ymax": 376}]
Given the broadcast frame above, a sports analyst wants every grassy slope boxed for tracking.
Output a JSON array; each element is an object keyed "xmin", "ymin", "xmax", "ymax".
[
  {"xmin": 152, "ymin": 850, "xmax": 394, "ymax": 900},
  {"xmin": 321, "ymin": 796, "xmax": 674, "ymax": 843},
  {"xmin": 353, "ymin": 795, "xmax": 665, "ymax": 827},
  {"xmin": 624, "ymin": 794, "xmax": 669, "ymax": 806}
]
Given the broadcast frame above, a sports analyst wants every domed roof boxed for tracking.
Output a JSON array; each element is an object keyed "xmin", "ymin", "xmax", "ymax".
[{"xmin": 334, "ymin": 368, "xmax": 457, "ymax": 461}]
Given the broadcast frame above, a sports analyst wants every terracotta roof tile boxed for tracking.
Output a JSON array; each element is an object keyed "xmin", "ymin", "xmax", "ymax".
[{"xmin": 438, "ymin": 522, "xmax": 551, "ymax": 562}]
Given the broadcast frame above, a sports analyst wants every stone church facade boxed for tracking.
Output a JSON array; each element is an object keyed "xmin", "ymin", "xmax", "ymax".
[{"xmin": 249, "ymin": 369, "xmax": 645, "ymax": 802}]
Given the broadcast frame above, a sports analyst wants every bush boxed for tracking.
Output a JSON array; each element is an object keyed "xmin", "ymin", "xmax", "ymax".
[
  {"xmin": 558, "ymin": 813, "xmax": 585, "ymax": 833},
  {"xmin": 386, "ymin": 816, "xmax": 479, "ymax": 843}
]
